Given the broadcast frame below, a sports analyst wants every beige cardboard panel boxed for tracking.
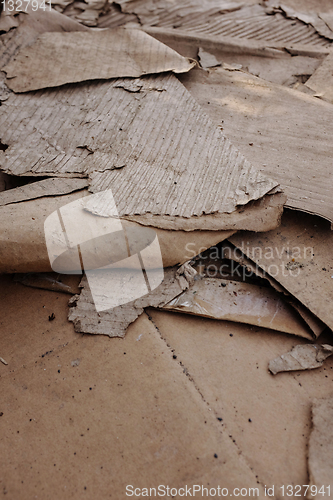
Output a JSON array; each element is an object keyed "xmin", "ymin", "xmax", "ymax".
[
  {"xmin": 68, "ymin": 264, "xmax": 196, "ymax": 337},
  {"xmin": 0, "ymin": 74, "xmax": 280, "ymax": 227},
  {"xmin": 0, "ymin": 277, "xmax": 264, "ymax": 498},
  {"xmin": 3, "ymin": 29, "xmax": 196, "ymax": 93},
  {"xmin": 0, "ymin": 8, "xmax": 89, "ymax": 68},
  {"xmin": 0, "ymin": 192, "xmax": 233, "ymax": 273},
  {"xmin": 0, "ymin": 177, "xmax": 89, "ymax": 206},
  {"xmin": 306, "ymin": 50, "xmax": 333, "ymax": 103},
  {"xmin": 179, "ymin": 67, "xmax": 333, "ymax": 223},
  {"xmin": 162, "ymin": 278, "xmax": 314, "ymax": 339},
  {"xmin": 269, "ymin": 344, "xmax": 333, "ymax": 375},
  {"xmin": 149, "ymin": 309, "xmax": 333, "ymax": 488},
  {"xmin": 308, "ymin": 395, "xmax": 333, "ymax": 496},
  {"xmin": 230, "ymin": 210, "xmax": 333, "ymax": 331}
]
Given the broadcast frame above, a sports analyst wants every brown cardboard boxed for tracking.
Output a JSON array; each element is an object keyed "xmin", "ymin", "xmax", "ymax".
[
  {"xmin": 0, "ymin": 192, "xmax": 234, "ymax": 273},
  {"xmin": 0, "ymin": 72, "xmax": 282, "ymax": 231},
  {"xmin": 68, "ymin": 264, "xmax": 196, "ymax": 337},
  {"xmin": 230, "ymin": 210, "xmax": 333, "ymax": 332},
  {"xmin": 0, "ymin": 275, "xmax": 265, "ymax": 498},
  {"xmin": 179, "ymin": 67, "xmax": 333, "ymax": 223},
  {"xmin": 162, "ymin": 277, "xmax": 315, "ymax": 339},
  {"xmin": 2, "ymin": 29, "xmax": 196, "ymax": 92},
  {"xmin": 148, "ymin": 309, "xmax": 333, "ymax": 489}
]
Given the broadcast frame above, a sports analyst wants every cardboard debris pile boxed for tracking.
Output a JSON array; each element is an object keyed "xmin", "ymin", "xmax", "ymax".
[{"xmin": 0, "ymin": 0, "xmax": 333, "ymax": 497}]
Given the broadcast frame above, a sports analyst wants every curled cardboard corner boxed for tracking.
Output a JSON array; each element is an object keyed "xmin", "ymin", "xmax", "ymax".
[
  {"xmin": 68, "ymin": 264, "xmax": 196, "ymax": 337},
  {"xmin": 269, "ymin": 344, "xmax": 333, "ymax": 375},
  {"xmin": 308, "ymin": 395, "xmax": 333, "ymax": 497},
  {"xmin": 162, "ymin": 278, "xmax": 315, "ymax": 339},
  {"xmin": 2, "ymin": 29, "xmax": 196, "ymax": 92}
]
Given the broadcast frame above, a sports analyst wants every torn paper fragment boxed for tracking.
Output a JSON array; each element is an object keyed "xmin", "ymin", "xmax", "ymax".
[
  {"xmin": 308, "ymin": 396, "xmax": 333, "ymax": 497},
  {"xmin": 162, "ymin": 278, "xmax": 314, "ymax": 339},
  {"xmin": 2, "ymin": 29, "xmax": 196, "ymax": 92},
  {"xmin": 0, "ymin": 73, "xmax": 280, "ymax": 230},
  {"xmin": 269, "ymin": 344, "xmax": 333, "ymax": 375},
  {"xmin": 68, "ymin": 264, "xmax": 196, "ymax": 337},
  {"xmin": 198, "ymin": 48, "xmax": 221, "ymax": 69},
  {"xmin": 306, "ymin": 51, "xmax": 333, "ymax": 103}
]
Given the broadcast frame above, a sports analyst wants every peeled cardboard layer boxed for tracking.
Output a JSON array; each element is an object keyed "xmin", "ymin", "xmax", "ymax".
[
  {"xmin": 230, "ymin": 210, "xmax": 333, "ymax": 332},
  {"xmin": 269, "ymin": 344, "xmax": 333, "ymax": 375},
  {"xmin": 0, "ymin": 177, "xmax": 89, "ymax": 206},
  {"xmin": 0, "ymin": 192, "xmax": 233, "ymax": 273},
  {"xmin": 179, "ymin": 67, "xmax": 333, "ymax": 223},
  {"xmin": 163, "ymin": 278, "xmax": 314, "ymax": 339},
  {"xmin": 308, "ymin": 396, "xmax": 333, "ymax": 497},
  {"xmin": 113, "ymin": 192, "xmax": 286, "ymax": 231},
  {"xmin": 68, "ymin": 264, "xmax": 196, "ymax": 337},
  {"xmin": 306, "ymin": 50, "xmax": 333, "ymax": 103},
  {"xmin": 112, "ymin": 1, "xmax": 332, "ymax": 48},
  {"xmin": 0, "ymin": 73, "xmax": 280, "ymax": 230},
  {"xmin": 3, "ymin": 29, "xmax": 196, "ymax": 93}
]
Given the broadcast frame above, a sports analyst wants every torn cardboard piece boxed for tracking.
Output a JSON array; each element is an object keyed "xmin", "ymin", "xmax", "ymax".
[
  {"xmin": 198, "ymin": 48, "xmax": 221, "ymax": 69},
  {"xmin": 2, "ymin": 29, "xmax": 196, "ymax": 92},
  {"xmin": 230, "ymin": 210, "xmax": 333, "ymax": 332},
  {"xmin": 0, "ymin": 7, "xmax": 89, "ymax": 68},
  {"xmin": 0, "ymin": 177, "xmax": 89, "ymax": 206},
  {"xmin": 305, "ymin": 50, "xmax": 333, "ymax": 103},
  {"xmin": 222, "ymin": 242, "xmax": 326, "ymax": 338},
  {"xmin": 0, "ymin": 191, "xmax": 234, "ymax": 273},
  {"xmin": 269, "ymin": 344, "xmax": 333, "ymax": 374},
  {"xmin": 162, "ymin": 278, "xmax": 315, "ymax": 339},
  {"xmin": 113, "ymin": 1, "xmax": 332, "ymax": 49},
  {"xmin": 0, "ymin": 73, "xmax": 282, "ymax": 231},
  {"xmin": 179, "ymin": 67, "xmax": 333, "ymax": 224},
  {"xmin": 68, "ymin": 263, "xmax": 196, "ymax": 337},
  {"xmin": 201, "ymin": 241, "xmax": 326, "ymax": 339},
  {"xmin": 308, "ymin": 395, "xmax": 333, "ymax": 497}
]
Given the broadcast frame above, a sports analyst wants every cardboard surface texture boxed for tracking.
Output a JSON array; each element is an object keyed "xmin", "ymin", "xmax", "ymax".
[
  {"xmin": 3, "ymin": 29, "xmax": 196, "ymax": 92},
  {"xmin": 179, "ymin": 67, "xmax": 333, "ymax": 223}
]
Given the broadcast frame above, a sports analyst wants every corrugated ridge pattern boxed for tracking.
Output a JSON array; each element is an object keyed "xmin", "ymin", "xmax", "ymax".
[
  {"xmin": 98, "ymin": 4, "xmax": 332, "ymax": 47},
  {"xmin": 0, "ymin": 74, "xmax": 278, "ymax": 218}
]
